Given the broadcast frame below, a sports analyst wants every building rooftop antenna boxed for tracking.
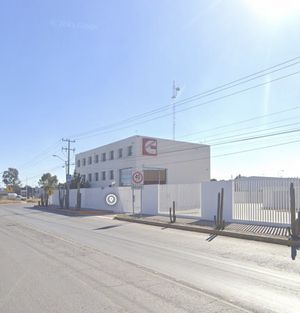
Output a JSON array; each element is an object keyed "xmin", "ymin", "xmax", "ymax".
[{"xmin": 172, "ymin": 80, "xmax": 180, "ymax": 140}]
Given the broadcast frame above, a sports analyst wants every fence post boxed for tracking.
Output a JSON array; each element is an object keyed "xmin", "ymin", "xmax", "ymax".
[
  {"xmin": 290, "ymin": 183, "xmax": 296, "ymax": 236},
  {"xmin": 214, "ymin": 188, "xmax": 225, "ymax": 230},
  {"xmin": 220, "ymin": 188, "xmax": 224, "ymax": 227},
  {"xmin": 289, "ymin": 182, "xmax": 300, "ymax": 260}
]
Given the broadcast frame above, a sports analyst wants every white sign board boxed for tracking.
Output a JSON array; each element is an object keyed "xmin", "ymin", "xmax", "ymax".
[
  {"xmin": 66, "ymin": 174, "xmax": 72, "ymax": 183},
  {"xmin": 132, "ymin": 170, "xmax": 144, "ymax": 186}
]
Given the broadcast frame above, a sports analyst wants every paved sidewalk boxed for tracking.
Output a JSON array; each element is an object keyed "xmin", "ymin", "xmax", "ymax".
[{"xmin": 115, "ymin": 214, "xmax": 300, "ymax": 247}]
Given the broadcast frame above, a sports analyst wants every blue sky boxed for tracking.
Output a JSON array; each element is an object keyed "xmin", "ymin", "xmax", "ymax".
[{"xmin": 1, "ymin": 0, "xmax": 300, "ymax": 186}]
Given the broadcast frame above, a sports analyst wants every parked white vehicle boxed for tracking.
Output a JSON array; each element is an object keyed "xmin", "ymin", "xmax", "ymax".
[
  {"xmin": 7, "ymin": 193, "xmax": 26, "ymax": 200},
  {"xmin": 7, "ymin": 193, "xmax": 18, "ymax": 200},
  {"xmin": 16, "ymin": 195, "xmax": 26, "ymax": 200}
]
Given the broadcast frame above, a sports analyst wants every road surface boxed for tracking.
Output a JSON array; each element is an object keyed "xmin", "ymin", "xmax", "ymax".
[{"xmin": 0, "ymin": 204, "xmax": 299, "ymax": 313}]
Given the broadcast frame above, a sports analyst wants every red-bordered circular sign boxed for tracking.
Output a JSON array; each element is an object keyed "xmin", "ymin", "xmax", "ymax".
[{"xmin": 132, "ymin": 171, "xmax": 144, "ymax": 184}]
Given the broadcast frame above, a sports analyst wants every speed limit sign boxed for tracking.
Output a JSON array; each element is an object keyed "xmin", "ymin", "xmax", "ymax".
[{"xmin": 132, "ymin": 170, "xmax": 144, "ymax": 185}]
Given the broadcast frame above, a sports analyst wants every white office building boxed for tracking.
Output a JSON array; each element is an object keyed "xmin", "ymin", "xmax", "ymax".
[{"xmin": 75, "ymin": 136, "xmax": 210, "ymax": 187}]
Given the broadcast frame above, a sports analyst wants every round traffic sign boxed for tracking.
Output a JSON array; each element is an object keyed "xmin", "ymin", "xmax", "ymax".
[
  {"xmin": 105, "ymin": 193, "xmax": 118, "ymax": 206},
  {"xmin": 132, "ymin": 171, "xmax": 144, "ymax": 184}
]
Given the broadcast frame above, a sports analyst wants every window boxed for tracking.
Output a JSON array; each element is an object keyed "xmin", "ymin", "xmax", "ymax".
[
  {"xmin": 88, "ymin": 173, "xmax": 92, "ymax": 182},
  {"xmin": 83, "ymin": 158, "xmax": 86, "ymax": 166},
  {"xmin": 88, "ymin": 156, "xmax": 92, "ymax": 165},
  {"xmin": 144, "ymin": 169, "xmax": 167, "ymax": 185},
  {"xmin": 95, "ymin": 154, "xmax": 99, "ymax": 163},
  {"xmin": 101, "ymin": 171, "xmax": 106, "ymax": 181},
  {"xmin": 77, "ymin": 159, "xmax": 80, "ymax": 167},
  {"xmin": 119, "ymin": 168, "xmax": 132, "ymax": 186},
  {"xmin": 127, "ymin": 145, "xmax": 133, "ymax": 156},
  {"xmin": 101, "ymin": 153, "xmax": 106, "ymax": 162},
  {"xmin": 109, "ymin": 150, "xmax": 114, "ymax": 160},
  {"xmin": 95, "ymin": 172, "xmax": 99, "ymax": 181},
  {"xmin": 109, "ymin": 170, "xmax": 114, "ymax": 180},
  {"xmin": 118, "ymin": 148, "xmax": 123, "ymax": 158},
  {"xmin": 82, "ymin": 174, "xmax": 86, "ymax": 182}
]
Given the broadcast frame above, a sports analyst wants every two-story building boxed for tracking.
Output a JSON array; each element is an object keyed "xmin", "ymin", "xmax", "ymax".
[{"xmin": 75, "ymin": 135, "xmax": 210, "ymax": 187}]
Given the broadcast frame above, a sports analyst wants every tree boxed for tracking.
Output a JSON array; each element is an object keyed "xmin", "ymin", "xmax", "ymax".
[
  {"xmin": 38, "ymin": 173, "xmax": 58, "ymax": 206},
  {"xmin": 2, "ymin": 168, "xmax": 21, "ymax": 193},
  {"xmin": 70, "ymin": 171, "xmax": 90, "ymax": 189}
]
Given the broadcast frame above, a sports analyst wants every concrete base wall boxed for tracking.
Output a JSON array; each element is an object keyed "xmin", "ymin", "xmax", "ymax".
[
  {"xmin": 201, "ymin": 181, "xmax": 233, "ymax": 222},
  {"xmin": 52, "ymin": 185, "xmax": 160, "ymax": 214}
]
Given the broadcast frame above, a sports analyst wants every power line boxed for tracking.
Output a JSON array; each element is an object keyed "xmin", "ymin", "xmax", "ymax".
[
  {"xmin": 70, "ymin": 56, "xmax": 300, "ymax": 140},
  {"xmin": 13, "ymin": 56, "xmax": 300, "ymax": 181},
  {"xmin": 173, "ymin": 56, "xmax": 300, "ymax": 105},
  {"xmin": 179, "ymin": 105, "xmax": 300, "ymax": 139},
  {"xmin": 74, "ymin": 69, "xmax": 300, "ymax": 141},
  {"xmin": 149, "ymin": 139, "xmax": 300, "ymax": 167},
  {"xmin": 21, "ymin": 117, "xmax": 295, "ymax": 179},
  {"xmin": 74, "ymin": 123, "xmax": 300, "ymax": 168},
  {"xmin": 202, "ymin": 121, "xmax": 300, "ymax": 144},
  {"xmin": 155, "ymin": 126, "xmax": 300, "ymax": 158},
  {"xmin": 26, "ymin": 165, "xmax": 63, "ymax": 182},
  {"xmin": 173, "ymin": 61, "xmax": 300, "ymax": 107},
  {"xmin": 17, "ymin": 141, "xmax": 62, "ymax": 170},
  {"xmin": 194, "ymin": 115, "xmax": 300, "ymax": 143},
  {"xmin": 211, "ymin": 127, "xmax": 300, "ymax": 146}
]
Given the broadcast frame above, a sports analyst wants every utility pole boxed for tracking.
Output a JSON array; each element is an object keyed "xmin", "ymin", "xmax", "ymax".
[
  {"xmin": 62, "ymin": 138, "xmax": 75, "ymax": 209},
  {"xmin": 172, "ymin": 80, "xmax": 180, "ymax": 140},
  {"xmin": 26, "ymin": 177, "xmax": 28, "ymax": 199}
]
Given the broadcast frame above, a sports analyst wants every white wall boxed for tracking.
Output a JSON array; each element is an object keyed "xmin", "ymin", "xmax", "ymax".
[
  {"xmin": 136, "ymin": 137, "xmax": 210, "ymax": 184},
  {"xmin": 75, "ymin": 137, "xmax": 139, "ymax": 188},
  {"xmin": 201, "ymin": 181, "xmax": 233, "ymax": 222},
  {"xmin": 142, "ymin": 185, "xmax": 159, "ymax": 215},
  {"xmin": 158, "ymin": 184, "xmax": 201, "ymax": 216},
  {"xmin": 52, "ymin": 187, "xmax": 133, "ymax": 213},
  {"xmin": 52, "ymin": 185, "xmax": 161, "ymax": 215},
  {"xmin": 52, "ymin": 182, "xmax": 234, "ymax": 219}
]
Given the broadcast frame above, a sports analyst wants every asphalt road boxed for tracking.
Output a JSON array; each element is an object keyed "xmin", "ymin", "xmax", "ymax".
[{"xmin": 0, "ymin": 204, "xmax": 299, "ymax": 313}]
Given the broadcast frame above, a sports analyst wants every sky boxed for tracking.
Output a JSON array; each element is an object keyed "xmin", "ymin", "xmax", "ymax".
[{"xmin": 1, "ymin": 0, "xmax": 300, "ymax": 187}]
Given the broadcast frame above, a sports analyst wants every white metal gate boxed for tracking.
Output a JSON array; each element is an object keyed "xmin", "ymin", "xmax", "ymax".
[{"xmin": 233, "ymin": 178, "xmax": 300, "ymax": 225}]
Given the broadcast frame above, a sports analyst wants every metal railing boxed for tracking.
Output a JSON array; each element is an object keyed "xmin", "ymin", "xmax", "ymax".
[{"xmin": 233, "ymin": 178, "xmax": 300, "ymax": 225}]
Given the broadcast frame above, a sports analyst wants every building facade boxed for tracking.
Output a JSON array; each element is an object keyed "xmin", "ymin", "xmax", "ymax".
[{"xmin": 75, "ymin": 136, "xmax": 210, "ymax": 187}]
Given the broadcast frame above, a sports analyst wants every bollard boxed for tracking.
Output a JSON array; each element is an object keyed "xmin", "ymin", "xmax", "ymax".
[{"xmin": 169, "ymin": 201, "xmax": 176, "ymax": 223}]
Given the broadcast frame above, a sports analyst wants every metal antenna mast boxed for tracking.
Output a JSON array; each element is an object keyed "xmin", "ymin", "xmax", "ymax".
[{"xmin": 172, "ymin": 80, "xmax": 180, "ymax": 140}]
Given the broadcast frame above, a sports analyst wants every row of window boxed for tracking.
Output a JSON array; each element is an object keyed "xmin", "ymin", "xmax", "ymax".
[
  {"xmin": 81, "ymin": 170, "xmax": 115, "ymax": 182},
  {"xmin": 77, "ymin": 146, "xmax": 133, "ymax": 167}
]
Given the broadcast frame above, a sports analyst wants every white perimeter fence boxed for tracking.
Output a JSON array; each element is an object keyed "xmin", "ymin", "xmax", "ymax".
[
  {"xmin": 233, "ymin": 178, "xmax": 300, "ymax": 225},
  {"xmin": 51, "ymin": 178, "xmax": 300, "ymax": 226}
]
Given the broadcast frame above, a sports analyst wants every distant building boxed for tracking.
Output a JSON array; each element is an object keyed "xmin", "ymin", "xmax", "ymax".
[
  {"xmin": 75, "ymin": 135, "xmax": 210, "ymax": 187},
  {"xmin": 0, "ymin": 188, "xmax": 7, "ymax": 198}
]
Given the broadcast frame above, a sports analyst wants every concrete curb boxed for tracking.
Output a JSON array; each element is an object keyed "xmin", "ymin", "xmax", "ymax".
[
  {"xmin": 115, "ymin": 215, "xmax": 300, "ymax": 247},
  {"xmin": 32, "ymin": 206, "xmax": 113, "ymax": 216}
]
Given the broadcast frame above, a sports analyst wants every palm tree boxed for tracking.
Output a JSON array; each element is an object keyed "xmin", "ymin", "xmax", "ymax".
[{"xmin": 38, "ymin": 173, "xmax": 58, "ymax": 206}]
